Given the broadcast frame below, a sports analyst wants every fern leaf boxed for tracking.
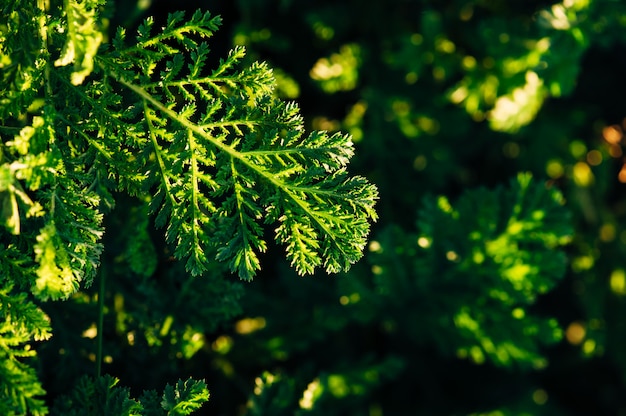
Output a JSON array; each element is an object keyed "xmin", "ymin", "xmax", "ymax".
[
  {"xmin": 372, "ymin": 173, "xmax": 572, "ymax": 367},
  {"xmin": 95, "ymin": 10, "xmax": 378, "ymax": 279},
  {"xmin": 138, "ymin": 390, "xmax": 163, "ymax": 416},
  {"xmin": 161, "ymin": 378, "xmax": 210, "ymax": 416},
  {"xmin": 0, "ymin": 283, "xmax": 51, "ymax": 416},
  {"xmin": 52, "ymin": 375, "xmax": 142, "ymax": 415}
]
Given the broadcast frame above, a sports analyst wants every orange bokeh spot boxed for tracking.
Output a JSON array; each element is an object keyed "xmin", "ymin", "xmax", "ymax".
[
  {"xmin": 586, "ymin": 150, "xmax": 602, "ymax": 166},
  {"xmin": 609, "ymin": 144, "xmax": 623, "ymax": 158},
  {"xmin": 603, "ymin": 125, "xmax": 623, "ymax": 145},
  {"xmin": 619, "ymin": 163, "xmax": 626, "ymax": 183},
  {"xmin": 565, "ymin": 321, "xmax": 586, "ymax": 345}
]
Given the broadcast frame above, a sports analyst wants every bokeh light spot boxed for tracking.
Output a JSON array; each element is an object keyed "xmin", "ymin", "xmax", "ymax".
[
  {"xmin": 235, "ymin": 317, "xmax": 266, "ymax": 335},
  {"xmin": 212, "ymin": 335, "xmax": 233, "ymax": 354},
  {"xmin": 532, "ymin": 389, "xmax": 548, "ymax": 405},
  {"xmin": 462, "ymin": 55, "xmax": 476, "ymax": 70},
  {"xmin": 619, "ymin": 163, "xmax": 626, "ymax": 183},
  {"xmin": 582, "ymin": 339, "xmax": 596, "ymax": 355},
  {"xmin": 610, "ymin": 269, "xmax": 626, "ymax": 295},
  {"xmin": 369, "ymin": 240, "xmax": 382, "ymax": 253},
  {"xmin": 413, "ymin": 155, "xmax": 428, "ymax": 171},
  {"xmin": 565, "ymin": 321, "xmax": 585, "ymax": 345},
  {"xmin": 572, "ymin": 162, "xmax": 593, "ymax": 187},
  {"xmin": 512, "ymin": 308, "xmax": 525, "ymax": 319},
  {"xmin": 503, "ymin": 142, "xmax": 520, "ymax": 158},
  {"xmin": 446, "ymin": 250, "xmax": 459, "ymax": 261},
  {"xmin": 586, "ymin": 149, "xmax": 602, "ymax": 166},
  {"xmin": 546, "ymin": 159, "xmax": 564, "ymax": 178},
  {"xmin": 417, "ymin": 237, "xmax": 431, "ymax": 248},
  {"xmin": 602, "ymin": 124, "xmax": 623, "ymax": 145},
  {"xmin": 599, "ymin": 223, "xmax": 615, "ymax": 242},
  {"xmin": 569, "ymin": 140, "xmax": 587, "ymax": 158}
]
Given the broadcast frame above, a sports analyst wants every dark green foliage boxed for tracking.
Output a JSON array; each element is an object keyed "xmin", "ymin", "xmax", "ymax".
[
  {"xmin": 246, "ymin": 372, "xmax": 298, "ymax": 416},
  {"xmin": 5, "ymin": 0, "xmax": 626, "ymax": 414},
  {"xmin": 218, "ymin": 175, "xmax": 570, "ymax": 414},
  {"xmin": 52, "ymin": 375, "xmax": 208, "ymax": 416},
  {"xmin": 52, "ymin": 375, "xmax": 141, "ymax": 416},
  {"xmin": 0, "ymin": 285, "xmax": 49, "ymax": 416},
  {"xmin": 191, "ymin": 0, "xmax": 626, "ymax": 413},
  {"xmin": 370, "ymin": 174, "xmax": 572, "ymax": 367},
  {"xmin": 245, "ymin": 356, "xmax": 405, "ymax": 416},
  {"xmin": 0, "ymin": 0, "xmax": 376, "ymax": 413}
]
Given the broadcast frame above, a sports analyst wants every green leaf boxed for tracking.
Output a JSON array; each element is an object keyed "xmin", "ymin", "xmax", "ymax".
[
  {"xmin": 52, "ymin": 375, "xmax": 142, "ymax": 416},
  {"xmin": 53, "ymin": 376, "xmax": 209, "ymax": 415},
  {"xmin": 371, "ymin": 173, "xmax": 572, "ymax": 367},
  {"xmin": 138, "ymin": 390, "xmax": 164, "ymax": 416},
  {"xmin": 54, "ymin": 0, "xmax": 104, "ymax": 85},
  {"xmin": 0, "ymin": 283, "xmax": 50, "ymax": 416},
  {"xmin": 33, "ymin": 222, "xmax": 79, "ymax": 300},
  {"xmin": 0, "ymin": 2, "xmax": 46, "ymax": 119},
  {"xmin": 161, "ymin": 378, "xmax": 210, "ymax": 415},
  {"xmin": 94, "ymin": 11, "xmax": 378, "ymax": 279}
]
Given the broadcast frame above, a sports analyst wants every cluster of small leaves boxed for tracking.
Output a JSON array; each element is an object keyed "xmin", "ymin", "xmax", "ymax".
[
  {"xmin": 54, "ymin": 0, "xmax": 105, "ymax": 85},
  {"xmin": 246, "ymin": 372, "xmax": 298, "ymax": 415},
  {"xmin": 101, "ymin": 208, "xmax": 244, "ymax": 361},
  {"xmin": 385, "ymin": 0, "xmax": 596, "ymax": 133},
  {"xmin": 417, "ymin": 173, "xmax": 571, "ymax": 302},
  {"xmin": 52, "ymin": 375, "xmax": 209, "ymax": 415},
  {"xmin": 0, "ymin": 1, "xmax": 107, "ymax": 412},
  {"xmin": 1, "ymin": 0, "xmax": 107, "ymax": 296},
  {"xmin": 91, "ymin": 10, "xmax": 378, "ymax": 279},
  {"xmin": 246, "ymin": 356, "xmax": 404, "ymax": 416},
  {"xmin": 0, "ymin": 109, "xmax": 105, "ymax": 301},
  {"xmin": 368, "ymin": 174, "xmax": 572, "ymax": 367},
  {"xmin": 0, "ymin": 282, "xmax": 51, "ymax": 416},
  {"xmin": 0, "ymin": 1, "xmax": 46, "ymax": 120},
  {"xmin": 0, "ymin": 0, "xmax": 377, "ymax": 413}
]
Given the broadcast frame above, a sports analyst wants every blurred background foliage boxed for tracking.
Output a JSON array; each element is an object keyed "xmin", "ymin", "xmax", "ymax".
[{"xmin": 39, "ymin": 0, "xmax": 626, "ymax": 414}]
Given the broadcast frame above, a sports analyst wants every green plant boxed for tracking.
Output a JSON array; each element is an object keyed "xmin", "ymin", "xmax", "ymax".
[
  {"xmin": 224, "ymin": 174, "xmax": 572, "ymax": 415},
  {"xmin": 0, "ymin": 0, "xmax": 377, "ymax": 413},
  {"xmin": 51, "ymin": 375, "xmax": 209, "ymax": 416}
]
